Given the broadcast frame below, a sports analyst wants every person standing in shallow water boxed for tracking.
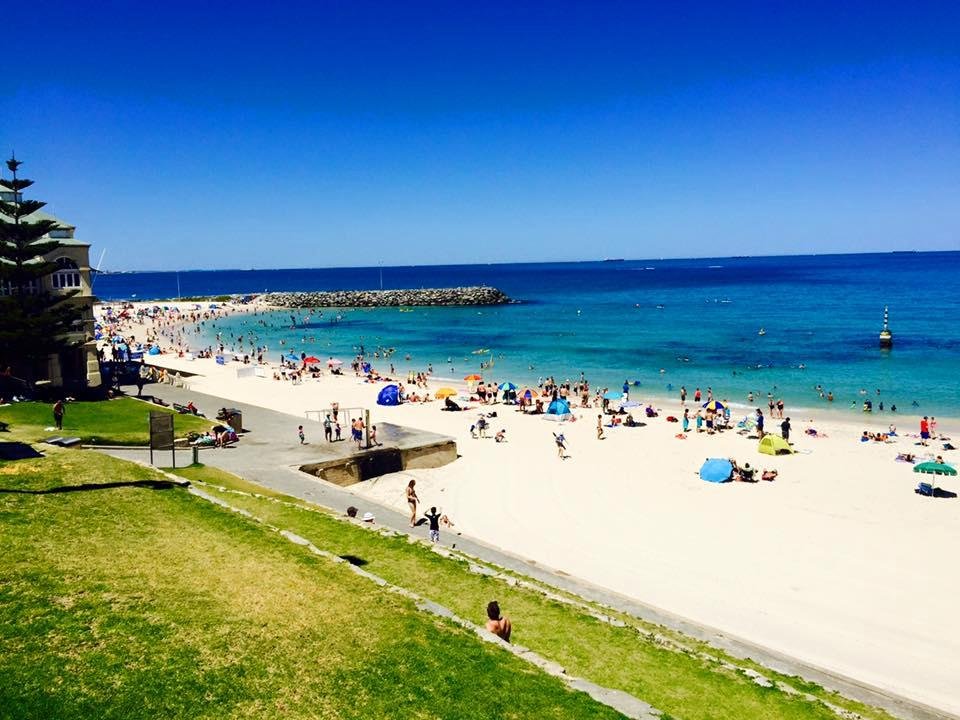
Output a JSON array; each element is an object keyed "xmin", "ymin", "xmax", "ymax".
[{"xmin": 405, "ymin": 479, "xmax": 419, "ymax": 527}]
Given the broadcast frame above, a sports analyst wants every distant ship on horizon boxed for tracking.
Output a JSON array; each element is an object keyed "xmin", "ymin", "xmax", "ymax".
[{"xmin": 602, "ymin": 257, "xmax": 625, "ymax": 262}]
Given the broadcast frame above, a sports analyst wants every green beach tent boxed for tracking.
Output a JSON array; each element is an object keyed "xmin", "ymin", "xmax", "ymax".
[{"xmin": 759, "ymin": 435, "xmax": 794, "ymax": 456}]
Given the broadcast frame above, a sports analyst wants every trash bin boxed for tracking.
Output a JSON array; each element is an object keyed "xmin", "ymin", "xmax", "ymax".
[{"xmin": 226, "ymin": 411, "xmax": 243, "ymax": 433}]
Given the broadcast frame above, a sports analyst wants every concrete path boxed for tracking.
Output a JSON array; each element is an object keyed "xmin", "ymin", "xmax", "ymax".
[{"xmin": 104, "ymin": 383, "xmax": 954, "ymax": 720}]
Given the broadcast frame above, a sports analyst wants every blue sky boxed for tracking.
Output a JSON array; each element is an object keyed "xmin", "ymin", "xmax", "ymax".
[{"xmin": 2, "ymin": 1, "xmax": 958, "ymax": 270}]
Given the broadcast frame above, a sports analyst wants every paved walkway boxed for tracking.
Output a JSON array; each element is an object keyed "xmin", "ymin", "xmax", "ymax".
[{"xmin": 105, "ymin": 383, "xmax": 953, "ymax": 720}]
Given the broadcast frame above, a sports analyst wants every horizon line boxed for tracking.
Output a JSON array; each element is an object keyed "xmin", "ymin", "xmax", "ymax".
[{"xmin": 99, "ymin": 248, "xmax": 956, "ymax": 274}]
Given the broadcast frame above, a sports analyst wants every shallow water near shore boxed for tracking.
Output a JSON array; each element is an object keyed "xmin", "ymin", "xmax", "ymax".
[{"xmin": 96, "ymin": 251, "xmax": 960, "ymax": 417}]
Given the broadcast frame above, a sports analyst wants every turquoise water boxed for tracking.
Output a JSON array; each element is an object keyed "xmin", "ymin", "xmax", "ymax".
[{"xmin": 99, "ymin": 252, "xmax": 960, "ymax": 417}]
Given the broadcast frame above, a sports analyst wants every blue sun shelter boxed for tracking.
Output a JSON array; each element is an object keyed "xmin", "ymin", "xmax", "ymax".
[
  {"xmin": 700, "ymin": 458, "xmax": 733, "ymax": 483},
  {"xmin": 377, "ymin": 384, "xmax": 400, "ymax": 406},
  {"xmin": 545, "ymin": 398, "xmax": 572, "ymax": 421}
]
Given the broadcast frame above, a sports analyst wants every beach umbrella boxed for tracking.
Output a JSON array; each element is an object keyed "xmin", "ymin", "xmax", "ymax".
[
  {"xmin": 603, "ymin": 390, "xmax": 623, "ymax": 400},
  {"xmin": 303, "ymin": 356, "xmax": 320, "ymax": 364},
  {"xmin": 498, "ymin": 382, "xmax": 518, "ymax": 391},
  {"xmin": 913, "ymin": 462, "xmax": 957, "ymax": 476},
  {"xmin": 464, "ymin": 374, "xmax": 483, "ymax": 382},
  {"xmin": 700, "ymin": 458, "xmax": 733, "ymax": 483},
  {"xmin": 435, "ymin": 387, "xmax": 458, "ymax": 399},
  {"xmin": 327, "ymin": 358, "xmax": 344, "ymax": 367},
  {"xmin": 702, "ymin": 400, "xmax": 725, "ymax": 411}
]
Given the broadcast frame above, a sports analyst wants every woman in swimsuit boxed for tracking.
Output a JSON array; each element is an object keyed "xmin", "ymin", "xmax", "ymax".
[{"xmin": 405, "ymin": 479, "xmax": 419, "ymax": 527}]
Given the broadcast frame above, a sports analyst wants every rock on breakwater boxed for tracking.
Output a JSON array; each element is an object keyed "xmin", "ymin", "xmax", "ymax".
[{"xmin": 264, "ymin": 286, "xmax": 512, "ymax": 308}]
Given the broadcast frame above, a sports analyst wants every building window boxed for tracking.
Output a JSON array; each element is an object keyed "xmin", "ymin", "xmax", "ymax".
[
  {"xmin": 52, "ymin": 258, "xmax": 82, "ymax": 289},
  {"xmin": 0, "ymin": 278, "xmax": 40, "ymax": 295}
]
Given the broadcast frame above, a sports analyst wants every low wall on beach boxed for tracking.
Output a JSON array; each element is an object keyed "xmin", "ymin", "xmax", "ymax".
[
  {"xmin": 300, "ymin": 440, "xmax": 458, "ymax": 486},
  {"xmin": 264, "ymin": 286, "xmax": 511, "ymax": 308}
]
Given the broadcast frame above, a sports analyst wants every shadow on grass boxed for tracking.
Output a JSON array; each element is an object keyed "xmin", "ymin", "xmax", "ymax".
[
  {"xmin": 339, "ymin": 555, "xmax": 368, "ymax": 566},
  {"xmin": 0, "ymin": 479, "xmax": 182, "ymax": 495}
]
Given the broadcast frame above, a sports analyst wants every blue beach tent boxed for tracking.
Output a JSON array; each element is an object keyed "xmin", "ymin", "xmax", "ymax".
[
  {"xmin": 283, "ymin": 353, "xmax": 300, "ymax": 363},
  {"xmin": 700, "ymin": 458, "xmax": 733, "ymax": 483},
  {"xmin": 545, "ymin": 398, "xmax": 572, "ymax": 421},
  {"xmin": 377, "ymin": 384, "xmax": 400, "ymax": 406}
]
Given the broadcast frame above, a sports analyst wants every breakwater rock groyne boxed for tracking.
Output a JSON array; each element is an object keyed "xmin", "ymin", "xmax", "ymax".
[{"xmin": 264, "ymin": 286, "xmax": 512, "ymax": 308}]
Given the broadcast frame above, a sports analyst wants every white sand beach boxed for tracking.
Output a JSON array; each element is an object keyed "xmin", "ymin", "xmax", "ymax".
[{"xmin": 99, "ymin": 302, "xmax": 960, "ymax": 715}]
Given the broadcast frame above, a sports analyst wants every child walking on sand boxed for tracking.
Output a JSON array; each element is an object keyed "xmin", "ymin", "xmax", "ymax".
[
  {"xmin": 297, "ymin": 425, "xmax": 305, "ymax": 444},
  {"xmin": 553, "ymin": 432, "xmax": 567, "ymax": 459}
]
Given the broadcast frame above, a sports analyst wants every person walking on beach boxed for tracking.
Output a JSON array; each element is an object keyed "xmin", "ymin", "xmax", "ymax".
[
  {"xmin": 486, "ymin": 601, "xmax": 512, "ymax": 642},
  {"xmin": 323, "ymin": 414, "xmax": 333, "ymax": 442},
  {"xmin": 694, "ymin": 388, "xmax": 701, "ymax": 403},
  {"xmin": 680, "ymin": 386, "xmax": 687, "ymax": 405},
  {"xmin": 352, "ymin": 418, "xmax": 365, "ymax": 450},
  {"xmin": 781, "ymin": 417, "xmax": 791, "ymax": 442},
  {"xmin": 682, "ymin": 408, "xmax": 690, "ymax": 433},
  {"xmin": 297, "ymin": 425, "xmax": 305, "ymax": 444},
  {"xmin": 920, "ymin": 416, "xmax": 930, "ymax": 445},
  {"xmin": 553, "ymin": 431, "xmax": 567, "ymax": 459},
  {"xmin": 622, "ymin": 380, "xmax": 630, "ymax": 399},
  {"xmin": 52, "ymin": 399, "xmax": 65, "ymax": 430},
  {"xmin": 756, "ymin": 409, "xmax": 765, "ymax": 438},
  {"xmin": 405, "ymin": 479, "xmax": 419, "ymax": 527},
  {"xmin": 335, "ymin": 421, "xmax": 342, "ymax": 441},
  {"xmin": 369, "ymin": 424, "xmax": 380, "ymax": 446},
  {"xmin": 425, "ymin": 506, "xmax": 441, "ymax": 543},
  {"xmin": 596, "ymin": 414, "xmax": 605, "ymax": 440}
]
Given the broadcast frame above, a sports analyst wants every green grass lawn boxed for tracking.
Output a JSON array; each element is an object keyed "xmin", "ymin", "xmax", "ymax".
[
  {"xmin": 179, "ymin": 464, "xmax": 894, "ymax": 720},
  {"xmin": 0, "ymin": 449, "xmax": 625, "ymax": 720},
  {"xmin": 0, "ymin": 398, "xmax": 212, "ymax": 445}
]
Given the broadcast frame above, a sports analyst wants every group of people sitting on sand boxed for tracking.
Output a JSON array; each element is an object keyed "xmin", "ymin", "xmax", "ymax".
[{"xmin": 729, "ymin": 459, "xmax": 778, "ymax": 482}]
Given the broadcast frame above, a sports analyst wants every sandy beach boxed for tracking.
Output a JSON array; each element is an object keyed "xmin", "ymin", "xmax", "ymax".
[{"xmin": 99, "ymin": 301, "xmax": 960, "ymax": 715}]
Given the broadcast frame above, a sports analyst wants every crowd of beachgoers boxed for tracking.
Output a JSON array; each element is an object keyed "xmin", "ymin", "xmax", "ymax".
[{"xmin": 94, "ymin": 299, "xmax": 957, "ymax": 487}]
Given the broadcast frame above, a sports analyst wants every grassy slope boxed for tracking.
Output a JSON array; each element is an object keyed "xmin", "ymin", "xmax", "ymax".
[
  {"xmin": 0, "ymin": 398, "xmax": 212, "ymax": 445},
  {"xmin": 176, "ymin": 464, "xmax": 894, "ymax": 720},
  {"xmin": 0, "ymin": 450, "xmax": 621, "ymax": 720}
]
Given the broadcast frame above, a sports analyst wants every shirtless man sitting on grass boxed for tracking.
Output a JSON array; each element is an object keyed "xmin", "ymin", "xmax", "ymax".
[{"xmin": 485, "ymin": 601, "xmax": 512, "ymax": 643}]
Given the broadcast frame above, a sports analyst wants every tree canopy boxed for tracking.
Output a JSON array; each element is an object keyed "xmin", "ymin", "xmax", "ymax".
[{"xmin": 0, "ymin": 156, "xmax": 85, "ymax": 384}]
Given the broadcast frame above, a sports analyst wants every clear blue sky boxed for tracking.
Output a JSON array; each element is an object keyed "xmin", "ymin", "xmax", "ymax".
[{"xmin": 2, "ymin": 1, "xmax": 958, "ymax": 270}]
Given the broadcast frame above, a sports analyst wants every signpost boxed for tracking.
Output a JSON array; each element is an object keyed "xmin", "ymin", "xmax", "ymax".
[{"xmin": 149, "ymin": 411, "xmax": 175, "ymax": 467}]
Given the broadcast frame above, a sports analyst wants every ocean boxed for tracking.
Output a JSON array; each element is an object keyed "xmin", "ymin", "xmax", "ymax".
[{"xmin": 94, "ymin": 252, "xmax": 960, "ymax": 417}]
